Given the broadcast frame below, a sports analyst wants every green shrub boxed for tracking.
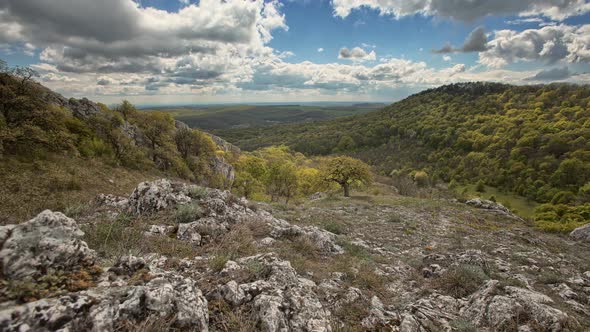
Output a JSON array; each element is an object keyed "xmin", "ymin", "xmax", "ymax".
[
  {"xmin": 551, "ymin": 191, "xmax": 575, "ymax": 204},
  {"xmin": 475, "ymin": 180, "xmax": 485, "ymax": 193},
  {"xmin": 413, "ymin": 170, "xmax": 429, "ymax": 187},
  {"xmin": 534, "ymin": 203, "xmax": 589, "ymax": 232},
  {"xmin": 437, "ymin": 264, "xmax": 488, "ymax": 298},
  {"xmin": 188, "ymin": 186, "xmax": 208, "ymax": 200},
  {"xmin": 323, "ymin": 221, "xmax": 346, "ymax": 234},
  {"xmin": 174, "ymin": 203, "xmax": 204, "ymax": 223}
]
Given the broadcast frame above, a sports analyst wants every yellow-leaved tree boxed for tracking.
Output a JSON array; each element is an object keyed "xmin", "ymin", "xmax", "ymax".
[{"xmin": 321, "ymin": 156, "xmax": 372, "ymax": 197}]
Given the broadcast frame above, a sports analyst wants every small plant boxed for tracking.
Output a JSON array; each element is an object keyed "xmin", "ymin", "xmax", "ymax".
[
  {"xmin": 436, "ymin": 264, "xmax": 488, "ymax": 298},
  {"xmin": 64, "ymin": 203, "xmax": 90, "ymax": 218},
  {"xmin": 450, "ymin": 319, "xmax": 477, "ymax": 332},
  {"xmin": 489, "ymin": 195, "xmax": 496, "ymax": 202},
  {"xmin": 209, "ymin": 255, "xmax": 230, "ymax": 272},
  {"xmin": 188, "ymin": 186, "xmax": 208, "ymax": 200},
  {"xmin": 323, "ymin": 221, "xmax": 345, "ymax": 234},
  {"xmin": 174, "ymin": 203, "xmax": 203, "ymax": 223},
  {"xmin": 538, "ymin": 270, "xmax": 563, "ymax": 285},
  {"xmin": 387, "ymin": 213, "xmax": 403, "ymax": 223},
  {"xmin": 245, "ymin": 261, "xmax": 272, "ymax": 280},
  {"xmin": 475, "ymin": 180, "xmax": 485, "ymax": 193}
]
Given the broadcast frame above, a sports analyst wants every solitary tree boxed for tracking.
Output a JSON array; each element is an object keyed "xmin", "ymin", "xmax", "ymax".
[{"xmin": 321, "ymin": 156, "xmax": 372, "ymax": 197}]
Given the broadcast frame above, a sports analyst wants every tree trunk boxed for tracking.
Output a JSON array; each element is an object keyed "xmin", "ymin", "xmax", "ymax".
[{"xmin": 343, "ymin": 183, "xmax": 350, "ymax": 197}]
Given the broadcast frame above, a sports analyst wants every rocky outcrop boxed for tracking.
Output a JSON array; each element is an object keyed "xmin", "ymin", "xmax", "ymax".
[
  {"xmin": 38, "ymin": 86, "xmax": 101, "ymax": 119},
  {"xmin": 128, "ymin": 179, "xmax": 192, "ymax": 215},
  {"xmin": 0, "ymin": 210, "xmax": 95, "ymax": 279},
  {"xmin": 210, "ymin": 155, "xmax": 235, "ymax": 189},
  {"xmin": 462, "ymin": 280, "xmax": 577, "ymax": 331},
  {"xmin": 0, "ymin": 211, "xmax": 209, "ymax": 332},
  {"xmin": 132, "ymin": 180, "xmax": 343, "ymax": 254},
  {"xmin": 466, "ymin": 198, "xmax": 521, "ymax": 219},
  {"xmin": 0, "ymin": 259, "xmax": 209, "ymax": 332},
  {"xmin": 570, "ymin": 223, "xmax": 590, "ymax": 241},
  {"xmin": 211, "ymin": 253, "xmax": 332, "ymax": 331},
  {"xmin": 211, "ymin": 134, "xmax": 241, "ymax": 155},
  {"xmin": 67, "ymin": 97, "xmax": 102, "ymax": 119}
]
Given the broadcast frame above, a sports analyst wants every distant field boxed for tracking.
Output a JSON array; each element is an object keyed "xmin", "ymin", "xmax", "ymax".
[
  {"xmin": 457, "ymin": 184, "xmax": 538, "ymax": 220},
  {"xmin": 143, "ymin": 103, "xmax": 385, "ymax": 131}
]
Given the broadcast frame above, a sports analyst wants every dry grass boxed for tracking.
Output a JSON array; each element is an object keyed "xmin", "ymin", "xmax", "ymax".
[
  {"xmin": 208, "ymin": 299, "xmax": 258, "ymax": 332},
  {"xmin": 434, "ymin": 264, "xmax": 489, "ymax": 298},
  {"xmin": 0, "ymin": 155, "xmax": 164, "ymax": 224}
]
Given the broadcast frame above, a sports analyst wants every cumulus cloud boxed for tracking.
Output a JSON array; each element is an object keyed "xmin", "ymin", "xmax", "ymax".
[
  {"xmin": 433, "ymin": 27, "xmax": 488, "ymax": 53},
  {"xmin": 318, "ymin": 48, "xmax": 324, "ymax": 52},
  {"xmin": 0, "ymin": 0, "xmax": 287, "ymax": 80},
  {"xmin": 339, "ymin": 47, "xmax": 377, "ymax": 61},
  {"xmin": 480, "ymin": 24, "xmax": 590, "ymax": 67},
  {"xmin": 0, "ymin": 0, "xmax": 295, "ymax": 97},
  {"xmin": 331, "ymin": 0, "xmax": 590, "ymax": 21}
]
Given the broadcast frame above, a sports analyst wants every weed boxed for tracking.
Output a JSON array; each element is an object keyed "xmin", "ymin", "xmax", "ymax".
[
  {"xmin": 323, "ymin": 221, "xmax": 346, "ymax": 235},
  {"xmin": 174, "ymin": 203, "xmax": 204, "ymax": 223},
  {"xmin": 188, "ymin": 185, "xmax": 208, "ymax": 200},
  {"xmin": 450, "ymin": 319, "xmax": 477, "ymax": 332},
  {"xmin": 538, "ymin": 270, "xmax": 563, "ymax": 285},
  {"xmin": 64, "ymin": 202, "xmax": 91, "ymax": 218},
  {"xmin": 209, "ymin": 255, "xmax": 230, "ymax": 272},
  {"xmin": 436, "ymin": 264, "xmax": 488, "ymax": 298}
]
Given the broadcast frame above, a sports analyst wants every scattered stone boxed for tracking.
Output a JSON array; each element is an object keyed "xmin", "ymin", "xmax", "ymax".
[{"xmin": 97, "ymin": 194, "xmax": 129, "ymax": 209}]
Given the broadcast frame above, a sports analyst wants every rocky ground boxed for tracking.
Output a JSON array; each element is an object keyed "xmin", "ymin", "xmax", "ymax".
[{"xmin": 0, "ymin": 179, "xmax": 588, "ymax": 331}]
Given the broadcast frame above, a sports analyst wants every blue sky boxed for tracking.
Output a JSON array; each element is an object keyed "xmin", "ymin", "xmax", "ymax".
[{"xmin": 0, "ymin": 0, "xmax": 589, "ymax": 105}]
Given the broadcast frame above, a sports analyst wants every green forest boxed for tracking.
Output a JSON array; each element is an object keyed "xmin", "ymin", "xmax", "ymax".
[{"xmin": 217, "ymin": 82, "xmax": 590, "ymax": 231}]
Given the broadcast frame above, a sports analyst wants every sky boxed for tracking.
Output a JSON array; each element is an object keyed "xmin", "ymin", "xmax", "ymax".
[{"xmin": 1, "ymin": 0, "xmax": 589, "ymax": 105}]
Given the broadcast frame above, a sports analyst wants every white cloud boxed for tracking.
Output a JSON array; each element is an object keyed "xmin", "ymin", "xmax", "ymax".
[
  {"xmin": 480, "ymin": 24, "xmax": 590, "ymax": 67},
  {"xmin": 318, "ymin": 48, "xmax": 324, "ymax": 52},
  {"xmin": 339, "ymin": 47, "xmax": 377, "ymax": 61},
  {"xmin": 331, "ymin": 0, "xmax": 590, "ymax": 21}
]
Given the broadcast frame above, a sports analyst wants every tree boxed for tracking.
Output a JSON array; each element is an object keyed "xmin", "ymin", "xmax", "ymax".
[
  {"xmin": 135, "ymin": 111, "xmax": 175, "ymax": 161},
  {"xmin": 267, "ymin": 160, "xmax": 298, "ymax": 203},
  {"xmin": 321, "ymin": 156, "xmax": 372, "ymax": 197},
  {"xmin": 475, "ymin": 180, "xmax": 485, "ymax": 192},
  {"xmin": 116, "ymin": 100, "xmax": 137, "ymax": 121}
]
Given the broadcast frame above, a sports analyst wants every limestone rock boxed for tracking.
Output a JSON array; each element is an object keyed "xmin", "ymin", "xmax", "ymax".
[
  {"xmin": 570, "ymin": 223, "xmax": 590, "ymax": 241},
  {"xmin": 128, "ymin": 179, "xmax": 192, "ymax": 215},
  {"xmin": 462, "ymin": 280, "xmax": 578, "ymax": 331},
  {"xmin": 97, "ymin": 194, "xmax": 129, "ymax": 209},
  {"xmin": 215, "ymin": 254, "xmax": 332, "ymax": 331},
  {"xmin": 0, "ymin": 210, "xmax": 96, "ymax": 279},
  {"xmin": 466, "ymin": 198, "xmax": 521, "ymax": 219},
  {"xmin": 0, "ymin": 272, "xmax": 209, "ymax": 332}
]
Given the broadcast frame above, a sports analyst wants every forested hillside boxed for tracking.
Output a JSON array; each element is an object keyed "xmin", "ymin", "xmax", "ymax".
[
  {"xmin": 218, "ymin": 82, "xmax": 590, "ymax": 229},
  {"xmin": 149, "ymin": 103, "xmax": 383, "ymax": 131},
  {"xmin": 0, "ymin": 66, "xmax": 235, "ymax": 221}
]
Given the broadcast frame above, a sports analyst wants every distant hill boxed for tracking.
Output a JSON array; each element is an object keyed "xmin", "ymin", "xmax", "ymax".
[
  {"xmin": 216, "ymin": 82, "xmax": 590, "ymax": 206},
  {"xmin": 144, "ymin": 104, "xmax": 384, "ymax": 131}
]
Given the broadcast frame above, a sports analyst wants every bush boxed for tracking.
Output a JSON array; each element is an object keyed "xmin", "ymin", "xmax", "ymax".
[
  {"xmin": 188, "ymin": 185, "xmax": 208, "ymax": 200},
  {"xmin": 551, "ymin": 191, "xmax": 575, "ymax": 205},
  {"xmin": 174, "ymin": 203, "xmax": 204, "ymax": 224},
  {"xmin": 534, "ymin": 203, "xmax": 589, "ymax": 232},
  {"xmin": 475, "ymin": 180, "xmax": 485, "ymax": 193},
  {"xmin": 436, "ymin": 264, "xmax": 488, "ymax": 298},
  {"xmin": 413, "ymin": 170, "xmax": 429, "ymax": 187}
]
